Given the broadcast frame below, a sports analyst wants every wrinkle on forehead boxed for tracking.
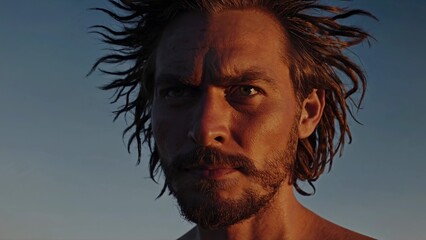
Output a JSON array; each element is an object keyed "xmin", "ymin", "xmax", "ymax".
[{"xmin": 155, "ymin": 9, "xmax": 289, "ymax": 85}]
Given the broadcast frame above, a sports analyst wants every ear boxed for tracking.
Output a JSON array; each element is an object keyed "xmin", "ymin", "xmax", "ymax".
[{"xmin": 298, "ymin": 89, "xmax": 325, "ymax": 139}]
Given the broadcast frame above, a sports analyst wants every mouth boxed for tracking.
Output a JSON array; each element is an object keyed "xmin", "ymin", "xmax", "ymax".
[{"xmin": 183, "ymin": 166, "xmax": 238, "ymax": 180}]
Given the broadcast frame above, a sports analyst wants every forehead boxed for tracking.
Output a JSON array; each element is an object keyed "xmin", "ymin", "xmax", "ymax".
[{"xmin": 155, "ymin": 9, "xmax": 289, "ymax": 82}]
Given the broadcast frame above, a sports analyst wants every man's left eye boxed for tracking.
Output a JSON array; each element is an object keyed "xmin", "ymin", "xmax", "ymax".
[
  {"xmin": 237, "ymin": 86, "xmax": 259, "ymax": 96},
  {"xmin": 225, "ymin": 85, "xmax": 263, "ymax": 105},
  {"xmin": 226, "ymin": 85, "xmax": 261, "ymax": 100}
]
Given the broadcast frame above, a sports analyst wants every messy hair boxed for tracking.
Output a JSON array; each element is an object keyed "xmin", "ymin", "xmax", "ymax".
[{"xmin": 90, "ymin": 0, "xmax": 375, "ymax": 196}]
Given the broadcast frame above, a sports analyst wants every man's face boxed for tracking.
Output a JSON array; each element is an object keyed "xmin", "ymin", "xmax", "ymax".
[{"xmin": 151, "ymin": 9, "xmax": 300, "ymax": 228}]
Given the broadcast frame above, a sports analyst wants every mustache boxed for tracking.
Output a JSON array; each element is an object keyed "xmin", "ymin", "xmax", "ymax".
[{"xmin": 167, "ymin": 147, "xmax": 257, "ymax": 175}]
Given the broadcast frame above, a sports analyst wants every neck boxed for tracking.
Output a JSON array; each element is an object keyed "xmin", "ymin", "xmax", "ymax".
[
  {"xmin": 190, "ymin": 185, "xmax": 315, "ymax": 240},
  {"xmin": 178, "ymin": 185, "xmax": 376, "ymax": 240}
]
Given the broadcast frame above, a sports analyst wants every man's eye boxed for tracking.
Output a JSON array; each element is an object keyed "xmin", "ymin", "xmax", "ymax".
[
  {"xmin": 237, "ymin": 86, "xmax": 259, "ymax": 97},
  {"xmin": 163, "ymin": 86, "xmax": 192, "ymax": 98},
  {"xmin": 228, "ymin": 86, "xmax": 260, "ymax": 98}
]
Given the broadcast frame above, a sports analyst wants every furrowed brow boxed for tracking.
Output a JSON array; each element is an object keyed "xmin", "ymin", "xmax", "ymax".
[
  {"xmin": 155, "ymin": 73, "xmax": 198, "ymax": 86},
  {"xmin": 221, "ymin": 68, "xmax": 277, "ymax": 87},
  {"xmin": 156, "ymin": 68, "xmax": 278, "ymax": 87}
]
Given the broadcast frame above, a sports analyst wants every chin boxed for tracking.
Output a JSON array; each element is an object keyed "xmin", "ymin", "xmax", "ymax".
[{"xmin": 173, "ymin": 181, "xmax": 278, "ymax": 229}]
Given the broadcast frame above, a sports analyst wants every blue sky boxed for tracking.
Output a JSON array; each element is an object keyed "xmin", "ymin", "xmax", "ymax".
[{"xmin": 0, "ymin": 1, "xmax": 425, "ymax": 240}]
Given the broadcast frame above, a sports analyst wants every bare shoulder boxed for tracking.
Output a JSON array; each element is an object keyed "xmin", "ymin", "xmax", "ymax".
[{"xmin": 313, "ymin": 215, "xmax": 376, "ymax": 240}]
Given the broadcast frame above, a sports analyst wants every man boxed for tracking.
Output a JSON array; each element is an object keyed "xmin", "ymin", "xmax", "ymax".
[{"xmin": 91, "ymin": 0, "xmax": 376, "ymax": 239}]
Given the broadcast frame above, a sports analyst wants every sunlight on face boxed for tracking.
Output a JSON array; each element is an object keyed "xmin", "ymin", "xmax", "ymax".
[{"xmin": 152, "ymin": 9, "xmax": 300, "ymax": 228}]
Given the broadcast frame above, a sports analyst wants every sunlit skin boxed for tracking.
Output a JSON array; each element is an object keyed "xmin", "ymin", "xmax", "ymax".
[{"xmin": 151, "ymin": 9, "xmax": 374, "ymax": 240}]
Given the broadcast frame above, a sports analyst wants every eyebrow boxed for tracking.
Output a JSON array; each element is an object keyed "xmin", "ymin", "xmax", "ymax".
[
  {"xmin": 155, "ymin": 73, "xmax": 197, "ymax": 86},
  {"xmin": 155, "ymin": 67, "xmax": 278, "ymax": 87},
  {"xmin": 220, "ymin": 67, "xmax": 277, "ymax": 87}
]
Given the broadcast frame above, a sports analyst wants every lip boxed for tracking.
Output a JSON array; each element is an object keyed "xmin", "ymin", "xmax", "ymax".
[{"xmin": 185, "ymin": 166, "xmax": 238, "ymax": 180}]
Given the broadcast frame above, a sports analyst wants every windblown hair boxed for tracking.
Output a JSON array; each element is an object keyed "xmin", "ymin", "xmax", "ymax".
[{"xmin": 90, "ymin": 0, "xmax": 375, "ymax": 196}]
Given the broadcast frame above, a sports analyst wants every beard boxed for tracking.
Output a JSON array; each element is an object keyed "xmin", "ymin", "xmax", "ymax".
[{"xmin": 160, "ymin": 125, "xmax": 298, "ymax": 229}]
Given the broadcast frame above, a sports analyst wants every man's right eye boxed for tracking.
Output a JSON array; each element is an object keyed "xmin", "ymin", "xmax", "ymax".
[{"xmin": 161, "ymin": 86, "xmax": 193, "ymax": 99}]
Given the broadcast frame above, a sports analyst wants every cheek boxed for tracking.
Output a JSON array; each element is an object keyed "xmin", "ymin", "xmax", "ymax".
[
  {"xmin": 151, "ymin": 105, "xmax": 189, "ymax": 159},
  {"xmin": 234, "ymin": 101, "xmax": 297, "ymax": 159}
]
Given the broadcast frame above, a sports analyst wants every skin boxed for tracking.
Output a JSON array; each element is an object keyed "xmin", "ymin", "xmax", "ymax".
[{"xmin": 151, "ymin": 9, "xmax": 374, "ymax": 240}]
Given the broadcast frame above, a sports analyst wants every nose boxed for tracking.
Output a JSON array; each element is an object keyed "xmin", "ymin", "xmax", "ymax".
[{"xmin": 188, "ymin": 88, "xmax": 230, "ymax": 147}]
